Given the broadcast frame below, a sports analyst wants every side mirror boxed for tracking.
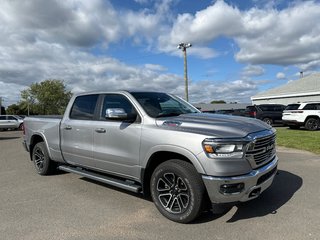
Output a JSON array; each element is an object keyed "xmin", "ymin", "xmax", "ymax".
[{"xmin": 105, "ymin": 108, "xmax": 128, "ymax": 120}]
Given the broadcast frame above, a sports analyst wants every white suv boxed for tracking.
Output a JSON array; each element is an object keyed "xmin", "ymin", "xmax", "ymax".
[
  {"xmin": 0, "ymin": 115, "xmax": 24, "ymax": 130},
  {"xmin": 282, "ymin": 102, "xmax": 320, "ymax": 130}
]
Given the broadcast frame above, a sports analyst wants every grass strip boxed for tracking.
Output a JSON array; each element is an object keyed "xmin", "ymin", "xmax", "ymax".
[{"xmin": 275, "ymin": 127, "xmax": 320, "ymax": 155}]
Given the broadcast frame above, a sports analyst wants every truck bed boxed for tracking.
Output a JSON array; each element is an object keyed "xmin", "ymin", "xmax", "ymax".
[{"xmin": 24, "ymin": 116, "xmax": 64, "ymax": 162}]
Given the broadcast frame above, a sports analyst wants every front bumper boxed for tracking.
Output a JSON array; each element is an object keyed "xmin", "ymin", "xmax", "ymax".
[{"xmin": 202, "ymin": 156, "xmax": 278, "ymax": 203}]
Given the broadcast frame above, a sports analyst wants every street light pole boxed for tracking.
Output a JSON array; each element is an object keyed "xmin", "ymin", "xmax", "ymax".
[
  {"xmin": 0, "ymin": 97, "xmax": 2, "ymax": 115},
  {"xmin": 177, "ymin": 43, "xmax": 192, "ymax": 102}
]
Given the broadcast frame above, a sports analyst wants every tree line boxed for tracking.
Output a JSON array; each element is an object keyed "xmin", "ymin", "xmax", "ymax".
[{"xmin": 6, "ymin": 80, "xmax": 72, "ymax": 115}]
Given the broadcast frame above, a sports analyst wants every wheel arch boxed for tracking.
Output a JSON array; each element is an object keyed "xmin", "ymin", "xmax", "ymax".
[
  {"xmin": 29, "ymin": 133, "xmax": 50, "ymax": 160},
  {"xmin": 141, "ymin": 146, "xmax": 205, "ymax": 197},
  {"xmin": 304, "ymin": 115, "xmax": 320, "ymax": 123}
]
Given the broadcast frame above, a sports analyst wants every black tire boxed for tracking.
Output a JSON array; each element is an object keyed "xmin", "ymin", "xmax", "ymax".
[
  {"xmin": 32, "ymin": 142, "xmax": 56, "ymax": 175},
  {"xmin": 19, "ymin": 123, "xmax": 24, "ymax": 131},
  {"xmin": 150, "ymin": 159, "xmax": 205, "ymax": 223},
  {"xmin": 305, "ymin": 118, "xmax": 319, "ymax": 131},
  {"xmin": 262, "ymin": 117, "xmax": 273, "ymax": 126}
]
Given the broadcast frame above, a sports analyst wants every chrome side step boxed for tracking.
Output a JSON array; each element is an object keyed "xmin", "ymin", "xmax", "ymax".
[{"xmin": 58, "ymin": 165, "xmax": 142, "ymax": 193}]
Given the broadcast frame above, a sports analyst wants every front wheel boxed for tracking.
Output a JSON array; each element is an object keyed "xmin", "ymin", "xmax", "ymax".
[
  {"xmin": 305, "ymin": 118, "xmax": 319, "ymax": 131},
  {"xmin": 150, "ymin": 160, "xmax": 205, "ymax": 223},
  {"xmin": 32, "ymin": 142, "xmax": 56, "ymax": 175}
]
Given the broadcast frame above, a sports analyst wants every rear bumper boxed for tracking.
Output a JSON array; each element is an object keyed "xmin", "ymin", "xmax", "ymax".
[
  {"xmin": 202, "ymin": 156, "xmax": 278, "ymax": 203},
  {"xmin": 282, "ymin": 120, "xmax": 304, "ymax": 126}
]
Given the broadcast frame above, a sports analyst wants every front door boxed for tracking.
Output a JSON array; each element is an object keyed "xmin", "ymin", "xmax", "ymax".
[{"xmin": 93, "ymin": 94, "xmax": 142, "ymax": 180}]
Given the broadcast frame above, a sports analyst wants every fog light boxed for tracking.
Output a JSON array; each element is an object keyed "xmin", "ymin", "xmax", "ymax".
[{"xmin": 220, "ymin": 183, "xmax": 244, "ymax": 194}]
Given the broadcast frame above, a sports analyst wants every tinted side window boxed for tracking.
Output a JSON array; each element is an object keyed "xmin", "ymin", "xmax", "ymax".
[
  {"xmin": 285, "ymin": 104, "xmax": 300, "ymax": 110},
  {"xmin": 274, "ymin": 105, "xmax": 285, "ymax": 111},
  {"xmin": 8, "ymin": 116, "xmax": 17, "ymax": 120},
  {"xmin": 303, "ymin": 104, "xmax": 318, "ymax": 110},
  {"xmin": 70, "ymin": 95, "xmax": 99, "ymax": 120},
  {"xmin": 0, "ymin": 116, "xmax": 6, "ymax": 120},
  {"xmin": 259, "ymin": 105, "xmax": 273, "ymax": 111},
  {"xmin": 245, "ymin": 106, "xmax": 257, "ymax": 112},
  {"xmin": 101, "ymin": 94, "xmax": 137, "ymax": 120}
]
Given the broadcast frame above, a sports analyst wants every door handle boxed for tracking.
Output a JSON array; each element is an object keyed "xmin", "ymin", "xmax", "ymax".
[
  {"xmin": 95, "ymin": 128, "xmax": 106, "ymax": 133},
  {"xmin": 65, "ymin": 126, "xmax": 72, "ymax": 130}
]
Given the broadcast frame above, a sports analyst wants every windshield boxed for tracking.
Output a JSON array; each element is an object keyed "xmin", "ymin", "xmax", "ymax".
[{"xmin": 130, "ymin": 92, "xmax": 199, "ymax": 118}]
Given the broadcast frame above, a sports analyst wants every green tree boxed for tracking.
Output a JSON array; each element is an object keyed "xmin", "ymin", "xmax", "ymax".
[
  {"xmin": 20, "ymin": 80, "xmax": 72, "ymax": 115},
  {"xmin": 210, "ymin": 100, "xmax": 226, "ymax": 104},
  {"xmin": 6, "ymin": 104, "xmax": 23, "ymax": 115}
]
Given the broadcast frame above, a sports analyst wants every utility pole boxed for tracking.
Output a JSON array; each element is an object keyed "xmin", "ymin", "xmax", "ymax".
[
  {"xmin": 0, "ymin": 97, "xmax": 2, "ymax": 115},
  {"xmin": 177, "ymin": 42, "xmax": 192, "ymax": 102}
]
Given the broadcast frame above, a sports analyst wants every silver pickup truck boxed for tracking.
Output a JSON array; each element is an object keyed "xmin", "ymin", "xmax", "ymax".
[{"xmin": 23, "ymin": 91, "xmax": 278, "ymax": 223}]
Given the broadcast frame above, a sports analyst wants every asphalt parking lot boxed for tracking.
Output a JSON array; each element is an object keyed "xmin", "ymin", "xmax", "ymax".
[{"xmin": 1, "ymin": 130, "xmax": 320, "ymax": 240}]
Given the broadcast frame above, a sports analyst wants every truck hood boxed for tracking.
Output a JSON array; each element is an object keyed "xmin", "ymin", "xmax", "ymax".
[{"xmin": 155, "ymin": 113, "xmax": 272, "ymax": 138}]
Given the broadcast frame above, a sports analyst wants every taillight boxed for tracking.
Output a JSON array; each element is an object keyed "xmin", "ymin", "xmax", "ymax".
[{"xmin": 249, "ymin": 111, "xmax": 257, "ymax": 117}]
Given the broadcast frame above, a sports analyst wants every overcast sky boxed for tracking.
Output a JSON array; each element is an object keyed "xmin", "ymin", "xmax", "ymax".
[{"xmin": 1, "ymin": 0, "xmax": 320, "ymax": 106}]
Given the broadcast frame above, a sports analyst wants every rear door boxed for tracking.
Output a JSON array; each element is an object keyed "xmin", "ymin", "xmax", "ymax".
[
  {"xmin": 0, "ymin": 116, "xmax": 8, "ymax": 128},
  {"xmin": 60, "ymin": 94, "xmax": 99, "ymax": 167},
  {"xmin": 7, "ymin": 116, "xmax": 19, "ymax": 128},
  {"xmin": 93, "ymin": 94, "xmax": 142, "ymax": 179}
]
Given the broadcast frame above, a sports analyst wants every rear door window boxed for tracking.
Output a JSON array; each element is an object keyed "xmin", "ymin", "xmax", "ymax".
[
  {"xmin": 259, "ymin": 105, "xmax": 273, "ymax": 111},
  {"xmin": 303, "ymin": 103, "xmax": 318, "ymax": 110},
  {"xmin": 70, "ymin": 95, "xmax": 99, "ymax": 120}
]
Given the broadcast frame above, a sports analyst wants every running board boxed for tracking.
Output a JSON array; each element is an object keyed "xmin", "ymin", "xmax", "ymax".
[{"xmin": 58, "ymin": 165, "xmax": 142, "ymax": 193}]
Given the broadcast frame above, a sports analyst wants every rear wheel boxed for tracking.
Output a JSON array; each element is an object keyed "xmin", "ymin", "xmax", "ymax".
[
  {"xmin": 32, "ymin": 142, "xmax": 56, "ymax": 175},
  {"xmin": 150, "ymin": 160, "xmax": 205, "ymax": 223},
  {"xmin": 305, "ymin": 118, "xmax": 319, "ymax": 131},
  {"xmin": 262, "ymin": 117, "xmax": 273, "ymax": 126}
]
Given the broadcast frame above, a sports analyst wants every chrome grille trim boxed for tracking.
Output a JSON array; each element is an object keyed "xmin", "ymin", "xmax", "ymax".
[{"xmin": 245, "ymin": 130, "xmax": 276, "ymax": 169}]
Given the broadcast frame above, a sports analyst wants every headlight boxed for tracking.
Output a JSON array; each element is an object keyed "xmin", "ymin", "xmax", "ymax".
[{"xmin": 202, "ymin": 139, "xmax": 248, "ymax": 158}]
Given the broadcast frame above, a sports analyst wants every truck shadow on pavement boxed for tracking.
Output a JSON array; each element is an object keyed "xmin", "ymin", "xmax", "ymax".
[
  {"xmin": 0, "ymin": 136, "xmax": 21, "ymax": 140},
  {"xmin": 81, "ymin": 170, "xmax": 302, "ymax": 224},
  {"xmin": 196, "ymin": 170, "xmax": 303, "ymax": 223}
]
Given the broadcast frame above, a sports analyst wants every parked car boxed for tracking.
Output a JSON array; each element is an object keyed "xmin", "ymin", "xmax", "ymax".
[
  {"xmin": 282, "ymin": 102, "xmax": 320, "ymax": 130},
  {"xmin": 245, "ymin": 104, "xmax": 286, "ymax": 125},
  {"xmin": 0, "ymin": 115, "xmax": 24, "ymax": 130},
  {"xmin": 203, "ymin": 109, "xmax": 246, "ymax": 116},
  {"xmin": 23, "ymin": 91, "xmax": 278, "ymax": 223}
]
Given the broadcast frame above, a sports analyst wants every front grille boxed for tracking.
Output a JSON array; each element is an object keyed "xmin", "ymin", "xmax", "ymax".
[{"xmin": 246, "ymin": 132, "xmax": 276, "ymax": 168}]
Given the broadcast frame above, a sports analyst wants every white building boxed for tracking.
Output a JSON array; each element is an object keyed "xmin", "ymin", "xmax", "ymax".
[{"xmin": 251, "ymin": 73, "xmax": 320, "ymax": 105}]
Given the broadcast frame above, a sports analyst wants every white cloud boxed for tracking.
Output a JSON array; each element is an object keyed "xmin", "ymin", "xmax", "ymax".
[
  {"xmin": 276, "ymin": 72, "xmax": 286, "ymax": 79},
  {"xmin": 163, "ymin": 0, "xmax": 320, "ymax": 66},
  {"xmin": 1, "ymin": 0, "xmax": 320, "ymax": 106},
  {"xmin": 242, "ymin": 65, "xmax": 265, "ymax": 77}
]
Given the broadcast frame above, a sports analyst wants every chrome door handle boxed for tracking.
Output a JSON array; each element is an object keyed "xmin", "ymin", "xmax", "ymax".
[
  {"xmin": 95, "ymin": 128, "xmax": 106, "ymax": 133},
  {"xmin": 65, "ymin": 126, "xmax": 72, "ymax": 130}
]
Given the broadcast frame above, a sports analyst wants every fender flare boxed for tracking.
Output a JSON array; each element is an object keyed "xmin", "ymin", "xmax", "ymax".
[{"xmin": 142, "ymin": 144, "xmax": 206, "ymax": 174}]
